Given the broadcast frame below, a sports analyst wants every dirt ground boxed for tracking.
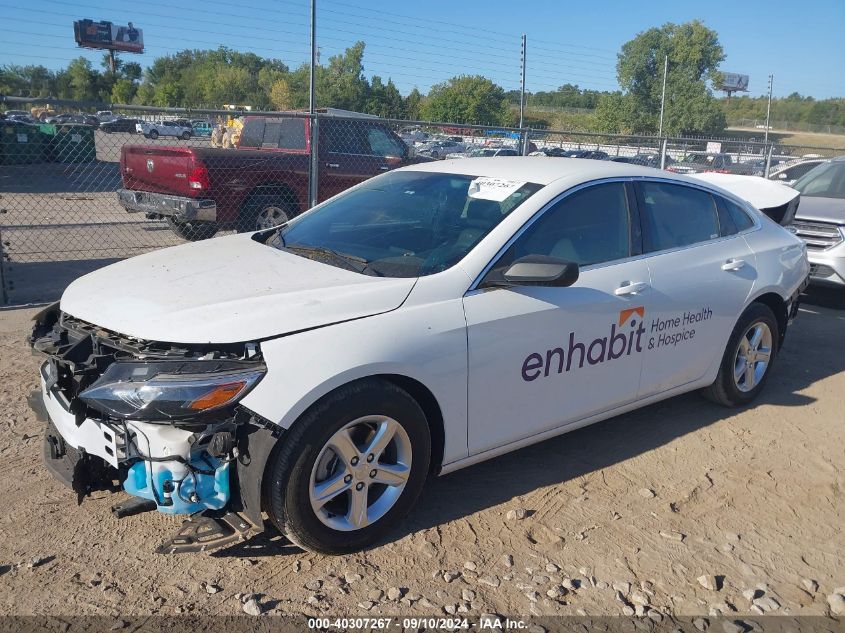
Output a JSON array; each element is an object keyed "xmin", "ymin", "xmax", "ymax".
[{"xmin": 0, "ymin": 289, "xmax": 843, "ymax": 623}]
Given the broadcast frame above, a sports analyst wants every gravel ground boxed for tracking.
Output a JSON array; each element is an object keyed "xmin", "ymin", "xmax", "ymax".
[{"xmin": 0, "ymin": 289, "xmax": 843, "ymax": 622}]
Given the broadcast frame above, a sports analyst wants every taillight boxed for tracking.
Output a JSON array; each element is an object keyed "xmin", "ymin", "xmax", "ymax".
[{"xmin": 188, "ymin": 164, "xmax": 210, "ymax": 191}]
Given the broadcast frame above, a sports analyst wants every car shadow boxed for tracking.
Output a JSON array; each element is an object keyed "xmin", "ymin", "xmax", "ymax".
[{"xmin": 214, "ymin": 302, "xmax": 843, "ymax": 557}]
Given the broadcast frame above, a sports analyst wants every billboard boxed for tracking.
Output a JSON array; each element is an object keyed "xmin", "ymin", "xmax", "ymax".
[
  {"xmin": 73, "ymin": 19, "xmax": 144, "ymax": 53},
  {"xmin": 716, "ymin": 72, "xmax": 749, "ymax": 92}
]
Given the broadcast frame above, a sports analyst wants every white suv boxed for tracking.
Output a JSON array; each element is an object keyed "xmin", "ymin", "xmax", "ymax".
[
  {"xmin": 136, "ymin": 120, "xmax": 192, "ymax": 140},
  {"xmin": 30, "ymin": 158, "xmax": 808, "ymax": 554}
]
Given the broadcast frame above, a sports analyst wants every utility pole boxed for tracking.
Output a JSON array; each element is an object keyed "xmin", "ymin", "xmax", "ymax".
[
  {"xmin": 519, "ymin": 34, "xmax": 527, "ymax": 154},
  {"xmin": 658, "ymin": 54, "xmax": 668, "ymax": 137},
  {"xmin": 309, "ymin": 0, "xmax": 316, "ymax": 116},
  {"xmin": 308, "ymin": 0, "xmax": 318, "ymax": 208},
  {"xmin": 764, "ymin": 74, "xmax": 774, "ymax": 144}
]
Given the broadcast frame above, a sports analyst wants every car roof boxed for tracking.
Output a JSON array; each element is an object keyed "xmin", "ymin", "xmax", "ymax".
[{"xmin": 399, "ymin": 156, "xmax": 700, "ymax": 186}]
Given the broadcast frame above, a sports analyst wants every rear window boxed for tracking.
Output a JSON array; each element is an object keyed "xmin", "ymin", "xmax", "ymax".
[
  {"xmin": 240, "ymin": 119, "xmax": 265, "ymax": 148},
  {"xmin": 277, "ymin": 117, "xmax": 306, "ymax": 150}
]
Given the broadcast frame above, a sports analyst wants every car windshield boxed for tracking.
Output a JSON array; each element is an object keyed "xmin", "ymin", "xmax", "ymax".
[
  {"xmin": 793, "ymin": 161, "xmax": 845, "ymax": 199},
  {"xmin": 267, "ymin": 171, "xmax": 543, "ymax": 278}
]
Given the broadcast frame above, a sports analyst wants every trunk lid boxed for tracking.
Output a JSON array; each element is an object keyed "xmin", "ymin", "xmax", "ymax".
[{"xmin": 121, "ymin": 145, "xmax": 202, "ymax": 197}]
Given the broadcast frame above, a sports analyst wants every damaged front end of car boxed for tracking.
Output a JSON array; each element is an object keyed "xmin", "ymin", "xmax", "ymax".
[{"xmin": 28, "ymin": 303, "xmax": 278, "ymax": 553}]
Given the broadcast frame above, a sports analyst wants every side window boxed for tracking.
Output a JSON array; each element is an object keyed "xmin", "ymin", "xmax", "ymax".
[
  {"xmin": 502, "ymin": 182, "xmax": 631, "ymax": 268},
  {"xmin": 324, "ymin": 122, "xmax": 367, "ymax": 154},
  {"xmin": 366, "ymin": 127, "xmax": 404, "ymax": 157},
  {"xmin": 261, "ymin": 120, "xmax": 283, "ymax": 148},
  {"xmin": 639, "ymin": 182, "xmax": 720, "ymax": 252},
  {"xmin": 723, "ymin": 198, "xmax": 754, "ymax": 232}
]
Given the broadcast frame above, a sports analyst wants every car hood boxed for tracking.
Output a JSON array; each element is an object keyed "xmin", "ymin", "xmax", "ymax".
[
  {"xmin": 794, "ymin": 196, "xmax": 845, "ymax": 225},
  {"xmin": 60, "ymin": 233, "xmax": 417, "ymax": 344}
]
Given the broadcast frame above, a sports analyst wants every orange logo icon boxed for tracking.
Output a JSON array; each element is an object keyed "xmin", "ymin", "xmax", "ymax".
[{"xmin": 618, "ymin": 306, "xmax": 645, "ymax": 326}]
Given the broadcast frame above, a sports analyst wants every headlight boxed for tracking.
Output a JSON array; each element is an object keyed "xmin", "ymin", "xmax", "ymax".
[{"xmin": 79, "ymin": 360, "xmax": 265, "ymax": 421}]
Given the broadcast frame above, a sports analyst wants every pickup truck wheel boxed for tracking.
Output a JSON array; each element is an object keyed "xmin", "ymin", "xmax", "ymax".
[
  {"xmin": 264, "ymin": 378, "xmax": 431, "ymax": 554},
  {"xmin": 166, "ymin": 218, "xmax": 219, "ymax": 241},
  {"xmin": 239, "ymin": 195, "xmax": 299, "ymax": 233},
  {"xmin": 149, "ymin": 130, "xmax": 159, "ymax": 140}
]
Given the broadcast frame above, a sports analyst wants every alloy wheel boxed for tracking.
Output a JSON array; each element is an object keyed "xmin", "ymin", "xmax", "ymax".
[
  {"xmin": 255, "ymin": 206, "xmax": 290, "ymax": 231},
  {"xmin": 309, "ymin": 416, "xmax": 412, "ymax": 532},
  {"xmin": 733, "ymin": 322, "xmax": 773, "ymax": 392}
]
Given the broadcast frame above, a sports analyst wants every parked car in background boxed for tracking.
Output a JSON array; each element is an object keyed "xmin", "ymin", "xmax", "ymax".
[
  {"xmin": 563, "ymin": 149, "xmax": 609, "ymax": 160},
  {"xmin": 788, "ymin": 157, "xmax": 845, "ymax": 288},
  {"xmin": 191, "ymin": 120, "xmax": 214, "ymax": 137},
  {"xmin": 768, "ymin": 158, "xmax": 827, "ymax": 187},
  {"xmin": 46, "ymin": 113, "xmax": 99, "ymax": 127},
  {"xmin": 447, "ymin": 147, "xmax": 520, "ymax": 159},
  {"xmin": 669, "ymin": 152, "xmax": 758, "ymax": 176},
  {"xmin": 100, "ymin": 118, "xmax": 142, "ymax": 134},
  {"xmin": 136, "ymin": 120, "xmax": 192, "ymax": 140},
  {"xmin": 119, "ymin": 114, "xmax": 429, "ymax": 239},
  {"xmin": 418, "ymin": 139, "xmax": 465, "ymax": 159},
  {"xmin": 7, "ymin": 113, "xmax": 37, "ymax": 124},
  {"xmin": 4, "ymin": 109, "xmax": 30, "ymax": 118},
  {"xmin": 400, "ymin": 128, "xmax": 429, "ymax": 145},
  {"xmin": 96, "ymin": 110, "xmax": 117, "ymax": 123}
]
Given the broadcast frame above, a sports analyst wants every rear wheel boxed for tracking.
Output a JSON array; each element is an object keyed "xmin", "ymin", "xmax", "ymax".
[
  {"xmin": 180, "ymin": 131, "xmax": 191, "ymax": 140},
  {"xmin": 264, "ymin": 379, "xmax": 431, "ymax": 554},
  {"xmin": 166, "ymin": 218, "xmax": 219, "ymax": 241},
  {"xmin": 703, "ymin": 303, "xmax": 779, "ymax": 407},
  {"xmin": 238, "ymin": 193, "xmax": 299, "ymax": 233},
  {"xmin": 149, "ymin": 130, "xmax": 159, "ymax": 140}
]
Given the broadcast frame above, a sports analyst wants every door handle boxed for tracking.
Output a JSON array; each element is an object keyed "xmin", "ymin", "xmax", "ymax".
[
  {"xmin": 614, "ymin": 281, "xmax": 649, "ymax": 296},
  {"xmin": 722, "ymin": 258, "xmax": 746, "ymax": 271},
  {"xmin": 325, "ymin": 163, "xmax": 340, "ymax": 169}
]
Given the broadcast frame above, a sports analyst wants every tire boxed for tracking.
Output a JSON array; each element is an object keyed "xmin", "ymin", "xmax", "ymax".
[
  {"xmin": 181, "ymin": 131, "xmax": 191, "ymax": 140},
  {"xmin": 166, "ymin": 218, "xmax": 219, "ymax": 241},
  {"xmin": 264, "ymin": 378, "xmax": 431, "ymax": 554},
  {"xmin": 149, "ymin": 130, "xmax": 159, "ymax": 140},
  {"xmin": 703, "ymin": 303, "xmax": 779, "ymax": 407},
  {"xmin": 237, "ymin": 192, "xmax": 299, "ymax": 233},
  {"xmin": 143, "ymin": 133, "xmax": 150, "ymax": 139}
]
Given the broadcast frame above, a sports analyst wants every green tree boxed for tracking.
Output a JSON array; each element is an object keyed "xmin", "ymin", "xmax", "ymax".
[
  {"xmin": 405, "ymin": 87, "xmax": 423, "ymax": 120},
  {"xmin": 423, "ymin": 75, "xmax": 509, "ymax": 125},
  {"xmin": 269, "ymin": 78, "xmax": 293, "ymax": 110},
  {"xmin": 67, "ymin": 57, "xmax": 97, "ymax": 101},
  {"xmin": 111, "ymin": 78, "xmax": 136, "ymax": 104},
  {"xmin": 605, "ymin": 20, "xmax": 726, "ymax": 135}
]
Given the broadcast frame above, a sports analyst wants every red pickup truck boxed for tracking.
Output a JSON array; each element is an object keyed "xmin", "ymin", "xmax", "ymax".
[{"xmin": 118, "ymin": 115, "xmax": 426, "ymax": 240}]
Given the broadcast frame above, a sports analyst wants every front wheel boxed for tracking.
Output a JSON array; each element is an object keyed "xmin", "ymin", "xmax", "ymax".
[
  {"xmin": 703, "ymin": 303, "xmax": 779, "ymax": 407},
  {"xmin": 264, "ymin": 379, "xmax": 431, "ymax": 554}
]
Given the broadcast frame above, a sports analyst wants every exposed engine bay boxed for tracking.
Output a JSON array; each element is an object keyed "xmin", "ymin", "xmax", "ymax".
[{"xmin": 29, "ymin": 304, "xmax": 277, "ymax": 552}]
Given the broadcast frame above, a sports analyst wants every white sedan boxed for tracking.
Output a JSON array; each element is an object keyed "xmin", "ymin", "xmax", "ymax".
[{"xmin": 30, "ymin": 158, "xmax": 809, "ymax": 554}]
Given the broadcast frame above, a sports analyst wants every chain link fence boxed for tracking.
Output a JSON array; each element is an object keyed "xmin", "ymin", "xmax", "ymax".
[{"xmin": 1, "ymin": 97, "xmax": 842, "ymax": 305}]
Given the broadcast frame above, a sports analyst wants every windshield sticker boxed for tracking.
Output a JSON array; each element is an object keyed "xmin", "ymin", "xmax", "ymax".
[{"xmin": 468, "ymin": 177, "xmax": 526, "ymax": 202}]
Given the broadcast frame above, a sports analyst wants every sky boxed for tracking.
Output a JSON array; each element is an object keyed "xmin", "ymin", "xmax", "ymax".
[{"xmin": 0, "ymin": 0, "xmax": 843, "ymax": 99}]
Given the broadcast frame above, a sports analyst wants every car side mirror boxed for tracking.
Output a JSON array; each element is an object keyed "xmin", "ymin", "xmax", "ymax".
[{"xmin": 483, "ymin": 255, "xmax": 579, "ymax": 288}]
